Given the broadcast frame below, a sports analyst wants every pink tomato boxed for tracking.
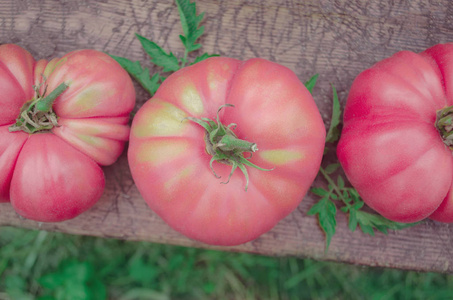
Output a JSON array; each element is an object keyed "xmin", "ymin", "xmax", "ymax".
[
  {"xmin": 0, "ymin": 44, "xmax": 135, "ymax": 222},
  {"xmin": 128, "ymin": 57, "xmax": 326, "ymax": 245},
  {"xmin": 337, "ymin": 43, "xmax": 453, "ymax": 223}
]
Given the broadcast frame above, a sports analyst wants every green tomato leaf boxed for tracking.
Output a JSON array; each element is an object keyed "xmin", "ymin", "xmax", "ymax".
[
  {"xmin": 304, "ymin": 74, "xmax": 319, "ymax": 94},
  {"xmin": 340, "ymin": 206, "xmax": 349, "ymax": 213},
  {"xmin": 192, "ymin": 53, "xmax": 220, "ymax": 65},
  {"xmin": 348, "ymin": 190, "xmax": 364, "ymax": 207},
  {"xmin": 359, "ymin": 223, "xmax": 375, "ymax": 236},
  {"xmin": 310, "ymin": 187, "xmax": 330, "ymax": 197},
  {"xmin": 348, "ymin": 209, "xmax": 358, "ymax": 232},
  {"xmin": 342, "ymin": 190, "xmax": 349, "ymax": 201},
  {"xmin": 111, "ymin": 2, "xmax": 218, "ymax": 97},
  {"xmin": 352, "ymin": 201, "xmax": 364, "ymax": 210},
  {"xmin": 135, "ymin": 33, "xmax": 180, "ymax": 72},
  {"xmin": 326, "ymin": 84, "xmax": 341, "ymax": 143},
  {"xmin": 324, "ymin": 163, "xmax": 340, "ymax": 174},
  {"xmin": 375, "ymin": 225, "xmax": 389, "ymax": 235},
  {"xmin": 308, "ymin": 197, "xmax": 337, "ymax": 251},
  {"xmin": 354, "ymin": 210, "xmax": 421, "ymax": 236},
  {"xmin": 109, "ymin": 54, "xmax": 161, "ymax": 96},
  {"xmin": 176, "ymin": 0, "xmax": 205, "ymax": 53},
  {"xmin": 337, "ymin": 175, "xmax": 345, "ymax": 189}
]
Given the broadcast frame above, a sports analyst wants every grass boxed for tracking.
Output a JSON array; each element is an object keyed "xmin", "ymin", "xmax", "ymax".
[{"xmin": 1, "ymin": 227, "xmax": 452, "ymax": 300}]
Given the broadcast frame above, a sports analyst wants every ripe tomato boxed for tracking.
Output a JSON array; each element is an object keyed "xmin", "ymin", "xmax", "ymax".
[
  {"xmin": 128, "ymin": 57, "xmax": 326, "ymax": 245},
  {"xmin": 0, "ymin": 44, "xmax": 135, "ymax": 222},
  {"xmin": 337, "ymin": 43, "xmax": 453, "ymax": 223}
]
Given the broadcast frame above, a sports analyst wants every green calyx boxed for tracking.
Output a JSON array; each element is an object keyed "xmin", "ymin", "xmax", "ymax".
[
  {"xmin": 187, "ymin": 104, "xmax": 273, "ymax": 191},
  {"xmin": 436, "ymin": 105, "xmax": 453, "ymax": 148},
  {"xmin": 9, "ymin": 81, "xmax": 68, "ymax": 134}
]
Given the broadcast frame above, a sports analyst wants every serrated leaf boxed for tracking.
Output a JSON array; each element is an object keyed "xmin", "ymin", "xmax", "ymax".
[
  {"xmin": 110, "ymin": 54, "xmax": 161, "ymax": 95},
  {"xmin": 192, "ymin": 53, "xmax": 220, "ymax": 64},
  {"xmin": 343, "ymin": 197, "xmax": 352, "ymax": 205},
  {"xmin": 375, "ymin": 225, "xmax": 389, "ymax": 235},
  {"xmin": 337, "ymin": 175, "xmax": 345, "ymax": 189},
  {"xmin": 180, "ymin": 35, "xmax": 203, "ymax": 52},
  {"xmin": 307, "ymin": 198, "xmax": 326, "ymax": 215},
  {"xmin": 349, "ymin": 188, "xmax": 361, "ymax": 203},
  {"xmin": 308, "ymin": 198, "xmax": 337, "ymax": 251},
  {"xmin": 176, "ymin": 0, "xmax": 205, "ymax": 52},
  {"xmin": 342, "ymin": 190, "xmax": 349, "ymax": 200},
  {"xmin": 326, "ymin": 84, "xmax": 341, "ymax": 143},
  {"xmin": 348, "ymin": 209, "xmax": 358, "ymax": 232},
  {"xmin": 359, "ymin": 223, "xmax": 375, "ymax": 236},
  {"xmin": 355, "ymin": 210, "xmax": 420, "ymax": 236},
  {"xmin": 324, "ymin": 163, "xmax": 340, "ymax": 174},
  {"xmin": 340, "ymin": 206, "xmax": 349, "ymax": 213},
  {"xmin": 349, "ymin": 188, "xmax": 359, "ymax": 198},
  {"xmin": 352, "ymin": 201, "xmax": 364, "ymax": 210},
  {"xmin": 135, "ymin": 33, "xmax": 180, "ymax": 72},
  {"xmin": 310, "ymin": 187, "xmax": 330, "ymax": 197},
  {"xmin": 148, "ymin": 73, "xmax": 162, "ymax": 94},
  {"xmin": 304, "ymin": 74, "xmax": 319, "ymax": 94}
]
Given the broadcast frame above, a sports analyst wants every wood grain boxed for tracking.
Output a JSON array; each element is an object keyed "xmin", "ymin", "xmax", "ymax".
[{"xmin": 1, "ymin": 0, "xmax": 453, "ymax": 273}]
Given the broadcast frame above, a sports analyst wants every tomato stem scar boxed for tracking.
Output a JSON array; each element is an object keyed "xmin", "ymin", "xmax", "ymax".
[
  {"xmin": 9, "ymin": 80, "xmax": 68, "ymax": 134},
  {"xmin": 186, "ymin": 104, "xmax": 273, "ymax": 191},
  {"xmin": 436, "ymin": 105, "xmax": 453, "ymax": 148}
]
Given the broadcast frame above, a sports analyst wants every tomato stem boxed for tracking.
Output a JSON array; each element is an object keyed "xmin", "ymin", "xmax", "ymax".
[
  {"xmin": 217, "ymin": 134, "xmax": 258, "ymax": 152},
  {"xmin": 319, "ymin": 167, "xmax": 353, "ymax": 210},
  {"xmin": 436, "ymin": 105, "xmax": 453, "ymax": 148},
  {"xmin": 9, "ymin": 82, "xmax": 68, "ymax": 134},
  {"xmin": 186, "ymin": 104, "xmax": 273, "ymax": 191},
  {"xmin": 35, "ymin": 82, "xmax": 68, "ymax": 112}
]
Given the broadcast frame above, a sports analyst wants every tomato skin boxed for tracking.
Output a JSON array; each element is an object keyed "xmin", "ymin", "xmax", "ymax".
[
  {"xmin": 10, "ymin": 134, "xmax": 105, "ymax": 222},
  {"xmin": 0, "ymin": 44, "xmax": 135, "ymax": 221},
  {"xmin": 337, "ymin": 43, "xmax": 453, "ymax": 223},
  {"xmin": 0, "ymin": 126, "xmax": 28, "ymax": 203},
  {"xmin": 128, "ymin": 57, "xmax": 326, "ymax": 245},
  {"xmin": 0, "ymin": 44, "xmax": 35, "ymax": 125},
  {"xmin": 429, "ymin": 187, "xmax": 453, "ymax": 223}
]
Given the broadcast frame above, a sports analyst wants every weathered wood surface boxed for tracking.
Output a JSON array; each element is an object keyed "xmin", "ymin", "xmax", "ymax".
[{"xmin": 1, "ymin": 0, "xmax": 453, "ymax": 273}]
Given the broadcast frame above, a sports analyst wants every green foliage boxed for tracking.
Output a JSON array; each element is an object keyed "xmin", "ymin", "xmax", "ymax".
[
  {"xmin": 38, "ymin": 260, "xmax": 106, "ymax": 300},
  {"xmin": 325, "ymin": 84, "xmax": 341, "ymax": 143},
  {"xmin": 307, "ymin": 194, "xmax": 337, "ymax": 251},
  {"xmin": 312, "ymin": 168, "xmax": 419, "ymax": 251},
  {"xmin": 176, "ymin": 0, "xmax": 205, "ymax": 53},
  {"xmin": 304, "ymin": 74, "xmax": 319, "ymax": 94},
  {"xmin": 1, "ymin": 227, "xmax": 453, "ymax": 300},
  {"xmin": 352, "ymin": 210, "xmax": 419, "ymax": 235},
  {"xmin": 305, "ymin": 79, "xmax": 419, "ymax": 251},
  {"xmin": 135, "ymin": 34, "xmax": 180, "ymax": 73},
  {"xmin": 110, "ymin": 0, "xmax": 218, "ymax": 97},
  {"xmin": 107, "ymin": 55, "xmax": 161, "ymax": 96},
  {"xmin": 192, "ymin": 52, "xmax": 218, "ymax": 65}
]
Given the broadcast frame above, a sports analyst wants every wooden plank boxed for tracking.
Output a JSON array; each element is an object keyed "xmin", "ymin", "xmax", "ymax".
[{"xmin": 1, "ymin": 0, "xmax": 453, "ymax": 273}]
